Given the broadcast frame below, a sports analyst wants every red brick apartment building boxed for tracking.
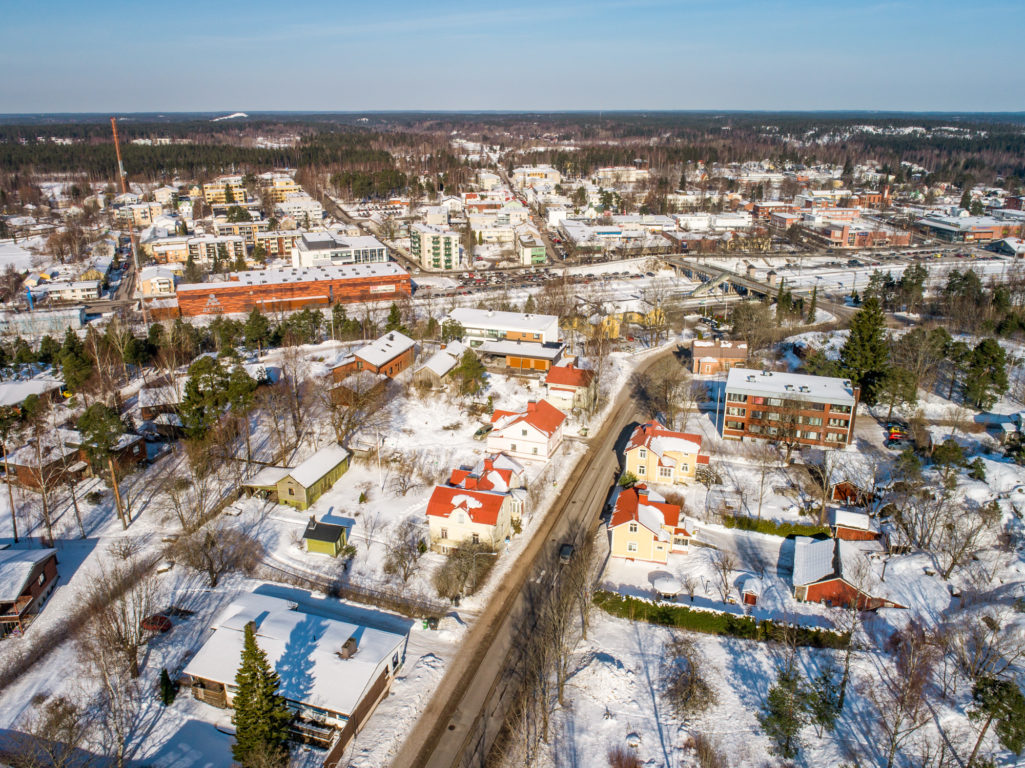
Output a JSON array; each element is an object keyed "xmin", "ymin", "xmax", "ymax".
[
  {"xmin": 176, "ymin": 263, "xmax": 411, "ymax": 317},
  {"xmin": 722, "ymin": 368, "xmax": 859, "ymax": 449}
]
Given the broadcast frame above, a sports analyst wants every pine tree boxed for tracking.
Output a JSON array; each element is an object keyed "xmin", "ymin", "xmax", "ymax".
[
  {"xmin": 384, "ymin": 303, "xmax": 407, "ymax": 334},
  {"xmin": 159, "ymin": 668, "xmax": 177, "ymax": 706},
  {"xmin": 959, "ymin": 189, "xmax": 972, "ymax": 210},
  {"xmin": 967, "ymin": 678, "xmax": 1025, "ymax": 767},
  {"xmin": 806, "ymin": 286, "xmax": 817, "ymax": 324},
  {"xmin": 806, "ymin": 666, "xmax": 841, "ymax": 738},
  {"xmin": 839, "ymin": 297, "xmax": 889, "ymax": 405},
  {"xmin": 232, "ymin": 623, "xmax": 291, "ymax": 767},
  {"xmin": 759, "ymin": 664, "xmax": 807, "ymax": 759}
]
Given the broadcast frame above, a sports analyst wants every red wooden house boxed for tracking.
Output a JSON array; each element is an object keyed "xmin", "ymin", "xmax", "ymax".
[{"xmin": 0, "ymin": 548, "xmax": 58, "ymax": 636}]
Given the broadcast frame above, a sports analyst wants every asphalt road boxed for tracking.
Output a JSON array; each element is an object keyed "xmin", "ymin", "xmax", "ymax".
[{"xmin": 385, "ymin": 346, "xmax": 679, "ymax": 768}]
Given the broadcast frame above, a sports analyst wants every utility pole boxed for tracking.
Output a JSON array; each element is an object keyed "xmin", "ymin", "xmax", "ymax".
[{"xmin": 111, "ymin": 117, "xmax": 150, "ymax": 326}]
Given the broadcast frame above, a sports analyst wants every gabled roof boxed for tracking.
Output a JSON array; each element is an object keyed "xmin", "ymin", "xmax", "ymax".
[
  {"xmin": 626, "ymin": 421, "xmax": 706, "ymax": 467},
  {"xmin": 303, "ymin": 517, "xmax": 347, "ymax": 543},
  {"xmin": 0, "ymin": 548, "xmax": 56, "ymax": 601},
  {"xmin": 356, "ymin": 331, "xmax": 415, "ymax": 369},
  {"xmin": 610, "ymin": 485, "xmax": 685, "ymax": 537},
  {"xmin": 426, "ymin": 485, "xmax": 506, "ymax": 526},
  {"xmin": 448, "ymin": 455, "xmax": 517, "ymax": 494},
  {"xmin": 288, "ymin": 444, "xmax": 351, "ymax": 489},
  {"xmin": 545, "ymin": 365, "xmax": 594, "ymax": 388},
  {"xmin": 490, "ymin": 400, "xmax": 566, "ymax": 437}
]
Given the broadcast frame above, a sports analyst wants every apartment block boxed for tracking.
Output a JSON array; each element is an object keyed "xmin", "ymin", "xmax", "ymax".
[
  {"xmin": 202, "ymin": 176, "xmax": 246, "ymax": 205},
  {"xmin": 410, "ymin": 223, "xmax": 463, "ymax": 270},
  {"xmin": 722, "ymin": 368, "xmax": 858, "ymax": 449}
]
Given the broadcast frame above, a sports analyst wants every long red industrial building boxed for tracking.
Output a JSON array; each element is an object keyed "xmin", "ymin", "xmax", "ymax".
[{"xmin": 174, "ymin": 263, "xmax": 411, "ymax": 317}]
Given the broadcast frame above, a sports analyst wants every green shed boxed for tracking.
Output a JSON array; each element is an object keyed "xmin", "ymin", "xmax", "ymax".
[
  {"xmin": 276, "ymin": 444, "xmax": 351, "ymax": 510},
  {"xmin": 303, "ymin": 516, "xmax": 348, "ymax": 557}
]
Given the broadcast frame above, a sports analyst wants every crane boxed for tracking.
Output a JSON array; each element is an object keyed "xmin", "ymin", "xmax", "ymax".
[{"xmin": 110, "ymin": 117, "xmax": 149, "ymax": 324}]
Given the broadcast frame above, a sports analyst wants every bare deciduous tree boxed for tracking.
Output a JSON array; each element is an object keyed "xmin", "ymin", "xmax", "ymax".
[
  {"xmin": 82, "ymin": 561, "xmax": 158, "ymax": 678},
  {"xmin": 383, "ymin": 518, "xmax": 426, "ymax": 584},
  {"xmin": 174, "ymin": 523, "xmax": 262, "ymax": 588},
  {"xmin": 710, "ymin": 548, "xmax": 736, "ymax": 603},
  {"xmin": 10, "ymin": 694, "xmax": 95, "ymax": 768}
]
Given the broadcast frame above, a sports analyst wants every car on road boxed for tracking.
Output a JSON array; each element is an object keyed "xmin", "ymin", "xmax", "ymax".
[{"xmin": 558, "ymin": 543, "xmax": 575, "ymax": 564}]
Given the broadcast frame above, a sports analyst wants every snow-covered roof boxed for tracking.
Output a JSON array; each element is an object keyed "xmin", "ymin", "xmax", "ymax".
[
  {"xmin": 0, "ymin": 377, "xmax": 63, "ymax": 408},
  {"xmin": 418, "ymin": 341, "xmax": 466, "ymax": 378},
  {"xmin": 183, "ymin": 592, "xmax": 406, "ymax": 718},
  {"xmin": 726, "ymin": 368, "xmax": 857, "ymax": 406},
  {"xmin": 792, "ymin": 536, "xmax": 835, "ymax": 586},
  {"xmin": 245, "ymin": 465, "xmax": 291, "ymax": 488},
  {"xmin": 832, "ymin": 509, "xmax": 872, "ymax": 531},
  {"xmin": 288, "ymin": 444, "xmax": 351, "ymax": 489},
  {"xmin": 177, "ymin": 262, "xmax": 407, "ymax": 291},
  {"xmin": 0, "ymin": 548, "xmax": 56, "ymax": 601},
  {"xmin": 447, "ymin": 308, "xmax": 558, "ymax": 336},
  {"xmin": 356, "ymin": 332, "xmax": 415, "ymax": 369},
  {"xmin": 478, "ymin": 340, "xmax": 564, "ymax": 361}
]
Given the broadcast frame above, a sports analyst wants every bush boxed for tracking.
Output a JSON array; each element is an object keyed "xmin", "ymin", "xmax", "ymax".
[
  {"xmin": 723, "ymin": 515, "xmax": 828, "ymax": 538},
  {"xmin": 593, "ymin": 591, "xmax": 847, "ymax": 649},
  {"xmin": 607, "ymin": 745, "xmax": 641, "ymax": 768},
  {"xmin": 662, "ymin": 634, "xmax": 717, "ymax": 718},
  {"xmin": 433, "ymin": 542, "xmax": 497, "ymax": 600},
  {"xmin": 86, "ymin": 490, "xmax": 104, "ymax": 505},
  {"xmin": 692, "ymin": 733, "xmax": 728, "ymax": 768},
  {"xmin": 618, "ymin": 471, "xmax": 638, "ymax": 488}
]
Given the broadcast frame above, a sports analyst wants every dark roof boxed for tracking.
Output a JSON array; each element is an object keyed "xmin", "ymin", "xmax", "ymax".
[{"xmin": 303, "ymin": 518, "xmax": 346, "ymax": 543}]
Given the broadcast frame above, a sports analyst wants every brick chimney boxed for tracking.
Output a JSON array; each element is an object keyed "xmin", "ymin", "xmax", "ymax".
[
  {"xmin": 526, "ymin": 400, "xmax": 537, "ymax": 413},
  {"xmin": 465, "ymin": 475, "xmax": 479, "ymax": 490},
  {"xmin": 308, "ymin": 515, "xmax": 316, "ymax": 530},
  {"xmin": 483, "ymin": 458, "xmax": 494, "ymax": 472}
]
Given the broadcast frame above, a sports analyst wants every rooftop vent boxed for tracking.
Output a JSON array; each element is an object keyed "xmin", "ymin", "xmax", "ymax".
[
  {"xmin": 337, "ymin": 636, "xmax": 359, "ymax": 660},
  {"xmin": 747, "ymin": 375, "xmax": 755, "ymax": 382},
  {"xmin": 799, "ymin": 385, "xmax": 810, "ymax": 393},
  {"xmin": 784, "ymin": 384, "xmax": 794, "ymax": 391}
]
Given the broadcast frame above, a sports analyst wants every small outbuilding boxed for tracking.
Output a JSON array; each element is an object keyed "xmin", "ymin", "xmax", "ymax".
[{"xmin": 302, "ymin": 516, "xmax": 348, "ymax": 557}]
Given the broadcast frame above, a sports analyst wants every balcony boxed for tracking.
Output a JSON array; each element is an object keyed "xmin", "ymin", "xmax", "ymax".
[{"xmin": 0, "ymin": 595, "xmax": 33, "ymax": 622}]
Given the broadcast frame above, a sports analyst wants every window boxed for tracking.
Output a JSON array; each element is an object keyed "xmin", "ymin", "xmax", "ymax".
[
  {"xmin": 38, "ymin": 573, "xmax": 45, "ymax": 586},
  {"xmin": 627, "ymin": 542, "xmax": 638, "ymax": 552},
  {"xmin": 674, "ymin": 536, "xmax": 688, "ymax": 547},
  {"xmin": 659, "ymin": 467, "xmax": 673, "ymax": 479},
  {"xmin": 638, "ymin": 448, "xmax": 647, "ymax": 459},
  {"xmin": 767, "ymin": 397, "xmax": 782, "ymax": 406},
  {"xmin": 805, "ymin": 417, "xmax": 823, "ymax": 426},
  {"xmin": 440, "ymin": 527, "xmax": 448, "ymax": 539},
  {"xmin": 521, "ymin": 429, "xmax": 528, "ymax": 436},
  {"xmin": 472, "ymin": 533, "xmax": 480, "ymax": 544},
  {"xmin": 638, "ymin": 465, "xmax": 646, "ymax": 475},
  {"xmin": 726, "ymin": 406, "xmax": 745, "ymax": 416},
  {"xmin": 511, "ymin": 444, "xmax": 517, "ymax": 452},
  {"xmin": 288, "ymin": 487, "xmax": 294, "ymax": 496},
  {"xmin": 628, "ymin": 522, "xmax": 638, "ymax": 533},
  {"xmin": 825, "ymin": 432, "xmax": 844, "ymax": 443},
  {"xmin": 832, "ymin": 404, "xmax": 852, "ymax": 414},
  {"xmin": 725, "ymin": 421, "xmax": 744, "ymax": 430},
  {"xmin": 682, "ymin": 463, "xmax": 690, "ymax": 473},
  {"xmin": 750, "ymin": 410, "xmax": 764, "ymax": 419},
  {"xmin": 767, "ymin": 412, "xmax": 780, "ymax": 421},
  {"xmin": 727, "ymin": 392, "xmax": 747, "ymax": 403},
  {"xmin": 828, "ymin": 418, "xmax": 848, "ymax": 427},
  {"xmin": 532, "ymin": 446, "xmax": 538, "ymax": 455}
]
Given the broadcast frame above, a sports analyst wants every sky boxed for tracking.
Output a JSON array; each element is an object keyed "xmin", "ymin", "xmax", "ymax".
[{"xmin": 1, "ymin": 0, "xmax": 1023, "ymax": 113}]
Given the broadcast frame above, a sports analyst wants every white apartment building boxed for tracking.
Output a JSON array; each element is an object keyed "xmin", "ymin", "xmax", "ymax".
[
  {"xmin": 410, "ymin": 223, "xmax": 463, "ymax": 270},
  {"xmin": 46, "ymin": 281, "xmax": 102, "ymax": 302},
  {"xmin": 512, "ymin": 165, "xmax": 562, "ymax": 188},
  {"xmin": 292, "ymin": 231, "xmax": 389, "ymax": 267},
  {"xmin": 275, "ymin": 193, "xmax": 324, "ymax": 224}
]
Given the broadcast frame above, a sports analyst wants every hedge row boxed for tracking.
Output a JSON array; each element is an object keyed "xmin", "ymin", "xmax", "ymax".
[
  {"xmin": 723, "ymin": 515, "xmax": 829, "ymax": 538},
  {"xmin": 593, "ymin": 590, "xmax": 848, "ymax": 649}
]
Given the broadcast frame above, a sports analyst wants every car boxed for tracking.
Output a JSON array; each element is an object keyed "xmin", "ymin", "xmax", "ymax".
[
  {"xmin": 141, "ymin": 614, "xmax": 172, "ymax": 633},
  {"xmin": 886, "ymin": 438, "xmax": 911, "ymax": 450},
  {"xmin": 558, "ymin": 543, "xmax": 575, "ymax": 564},
  {"xmin": 473, "ymin": 424, "xmax": 493, "ymax": 440}
]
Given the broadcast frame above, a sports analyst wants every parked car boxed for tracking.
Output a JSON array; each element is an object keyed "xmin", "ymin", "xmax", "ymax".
[
  {"xmin": 141, "ymin": 614, "xmax": 172, "ymax": 633},
  {"xmin": 473, "ymin": 424, "xmax": 493, "ymax": 440},
  {"xmin": 558, "ymin": 543, "xmax": 575, "ymax": 564}
]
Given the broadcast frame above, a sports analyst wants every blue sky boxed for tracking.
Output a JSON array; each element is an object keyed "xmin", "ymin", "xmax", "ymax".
[{"xmin": 1, "ymin": 0, "xmax": 1022, "ymax": 112}]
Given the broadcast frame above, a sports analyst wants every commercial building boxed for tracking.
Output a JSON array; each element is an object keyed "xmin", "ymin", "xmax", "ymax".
[
  {"xmin": 175, "ymin": 263, "xmax": 411, "ymax": 316},
  {"xmin": 292, "ymin": 232, "xmax": 389, "ymax": 268},
  {"xmin": 512, "ymin": 165, "xmax": 562, "ymax": 188},
  {"xmin": 184, "ymin": 591, "xmax": 406, "ymax": 750},
  {"xmin": 446, "ymin": 308, "xmax": 560, "ymax": 345},
  {"xmin": 410, "ymin": 223, "xmax": 463, "ymax": 270},
  {"xmin": 516, "ymin": 231, "xmax": 547, "ymax": 266},
  {"xmin": 915, "ymin": 215, "xmax": 1021, "ymax": 243},
  {"xmin": 722, "ymin": 368, "xmax": 858, "ymax": 448}
]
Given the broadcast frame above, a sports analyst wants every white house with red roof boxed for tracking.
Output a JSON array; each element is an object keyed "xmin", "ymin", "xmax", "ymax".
[
  {"xmin": 448, "ymin": 454, "xmax": 528, "ymax": 521},
  {"xmin": 425, "ymin": 484, "xmax": 514, "ymax": 552},
  {"xmin": 609, "ymin": 484, "xmax": 692, "ymax": 564},
  {"xmin": 623, "ymin": 420, "xmax": 709, "ymax": 485},
  {"xmin": 544, "ymin": 364, "xmax": 596, "ymax": 411},
  {"xmin": 486, "ymin": 399, "xmax": 567, "ymax": 463}
]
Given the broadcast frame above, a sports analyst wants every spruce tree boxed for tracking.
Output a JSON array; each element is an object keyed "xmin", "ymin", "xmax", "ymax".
[
  {"xmin": 244, "ymin": 308, "xmax": 271, "ymax": 354},
  {"xmin": 963, "ymin": 338, "xmax": 1008, "ymax": 409},
  {"xmin": 232, "ymin": 622, "xmax": 291, "ymax": 767},
  {"xmin": 960, "ymin": 189, "xmax": 972, "ymax": 210},
  {"xmin": 806, "ymin": 286, "xmax": 817, "ymax": 324},
  {"xmin": 839, "ymin": 297, "xmax": 889, "ymax": 405}
]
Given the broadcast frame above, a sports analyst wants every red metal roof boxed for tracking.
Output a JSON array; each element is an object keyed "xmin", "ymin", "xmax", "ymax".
[
  {"xmin": 545, "ymin": 365, "xmax": 594, "ymax": 388},
  {"xmin": 609, "ymin": 485, "xmax": 686, "ymax": 534},
  {"xmin": 489, "ymin": 399, "xmax": 566, "ymax": 437},
  {"xmin": 426, "ymin": 485, "xmax": 506, "ymax": 526}
]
